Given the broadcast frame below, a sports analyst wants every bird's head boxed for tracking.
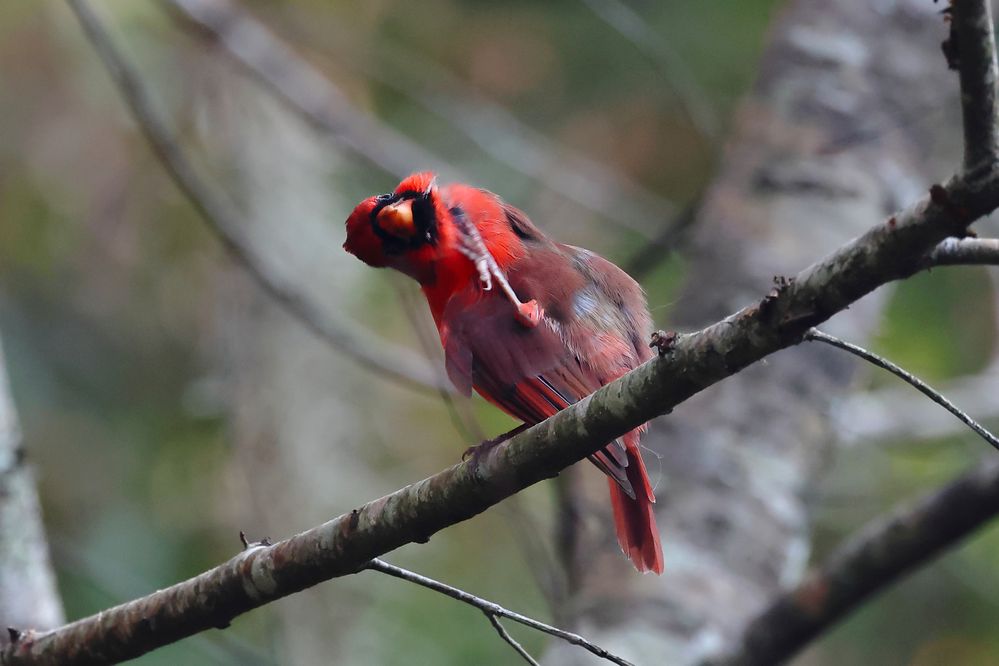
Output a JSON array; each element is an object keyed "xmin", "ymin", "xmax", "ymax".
[{"xmin": 343, "ymin": 172, "xmax": 451, "ymax": 281}]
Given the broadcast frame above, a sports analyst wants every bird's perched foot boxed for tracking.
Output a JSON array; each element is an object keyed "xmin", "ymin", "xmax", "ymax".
[
  {"xmin": 650, "ymin": 329, "xmax": 679, "ymax": 357},
  {"xmin": 515, "ymin": 299, "xmax": 544, "ymax": 328}
]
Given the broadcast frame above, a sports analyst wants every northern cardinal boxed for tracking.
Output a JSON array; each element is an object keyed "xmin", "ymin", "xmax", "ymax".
[{"xmin": 344, "ymin": 172, "xmax": 663, "ymax": 574}]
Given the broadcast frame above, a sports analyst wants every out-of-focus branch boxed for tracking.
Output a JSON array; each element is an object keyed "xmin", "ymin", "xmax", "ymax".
[
  {"xmin": 366, "ymin": 559, "xmax": 633, "ymax": 666},
  {"xmin": 6, "ymin": 117, "xmax": 999, "ymax": 662},
  {"xmin": 706, "ymin": 457, "xmax": 999, "ymax": 666},
  {"xmin": 927, "ymin": 236, "xmax": 999, "ymax": 265},
  {"xmin": 951, "ymin": 0, "xmax": 999, "ymax": 169},
  {"xmin": 66, "ymin": 0, "xmax": 447, "ymax": 394},
  {"xmin": 805, "ymin": 328, "xmax": 999, "ymax": 452},
  {"xmin": 624, "ymin": 188, "xmax": 703, "ymax": 278},
  {"xmin": 579, "ymin": 0, "xmax": 719, "ymax": 142},
  {"xmin": 164, "ymin": 0, "xmax": 439, "ymax": 179},
  {"xmin": 0, "ymin": 334, "xmax": 64, "ymax": 640},
  {"xmin": 163, "ymin": 0, "xmax": 674, "ymax": 238}
]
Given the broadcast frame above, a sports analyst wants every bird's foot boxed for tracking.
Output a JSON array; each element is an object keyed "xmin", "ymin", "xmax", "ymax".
[
  {"xmin": 650, "ymin": 329, "xmax": 679, "ymax": 357},
  {"xmin": 515, "ymin": 299, "xmax": 544, "ymax": 328}
]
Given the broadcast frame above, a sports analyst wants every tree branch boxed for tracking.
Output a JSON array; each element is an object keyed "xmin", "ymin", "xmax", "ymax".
[
  {"xmin": 0, "ymin": 334, "xmax": 64, "ymax": 640},
  {"xmin": 805, "ymin": 328, "xmax": 999, "ymax": 452},
  {"xmin": 951, "ymin": 0, "xmax": 999, "ymax": 170},
  {"xmin": 65, "ymin": 0, "xmax": 447, "ymax": 394},
  {"xmin": 705, "ymin": 457, "xmax": 999, "ymax": 666},
  {"xmin": 927, "ymin": 236, "xmax": 999, "ymax": 265},
  {"xmin": 20, "ymin": 2, "xmax": 998, "ymax": 664},
  {"xmin": 5, "ymin": 132, "xmax": 999, "ymax": 663},
  {"xmin": 366, "ymin": 559, "xmax": 632, "ymax": 666},
  {"xmin": 485, "ymin": 614, "xmax": 540, "ymax": 666}
]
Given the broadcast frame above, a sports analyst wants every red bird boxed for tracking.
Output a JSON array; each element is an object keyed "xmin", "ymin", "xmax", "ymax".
[{"xmin": 344, "ymin": 172, "xmax": 663, "ymax": 574}]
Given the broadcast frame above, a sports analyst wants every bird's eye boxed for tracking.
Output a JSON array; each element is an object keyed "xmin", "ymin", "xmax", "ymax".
[{"xmin": 376, "ymin": 193, "xmax": 394, "ymax": 203}]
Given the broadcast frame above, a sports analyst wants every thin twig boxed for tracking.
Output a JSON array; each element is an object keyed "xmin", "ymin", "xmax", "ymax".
[
  {"xmin": 66, "ymin": 0, "xmax": 446, "ymax": 394},
  {"xmin": 484, "ymin": 614, "xmax": 541, "ymax": 666},
  {"xmin": 366, "ymin": 559, "xmax": 634, "ymax": 666},
  {"xmin": 951, "ymin": 0, "xmax": 999, "ymax": 170},
  {"xmin": 804, "ymin": 329, "xmax": 999, "ymax": 453},
  {"xmin": 704, "ymin": 457, "xmax": 999, "ymax": 666}
]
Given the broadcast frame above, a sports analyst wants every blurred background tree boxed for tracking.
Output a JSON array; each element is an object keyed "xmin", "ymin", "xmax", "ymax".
[{"xmin": 0, "ymin": 1, "xmax": 996, "ymax": 664}]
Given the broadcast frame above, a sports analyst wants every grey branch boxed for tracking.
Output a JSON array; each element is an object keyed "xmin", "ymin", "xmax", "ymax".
[
  {"xmin": 927, "ymin": 236, "xmax": 999, "ymax": 265},
  {"xmin": 66, "ymin": 0, "xmax": 447, "ymax": 394},
  {"xmin": 0, "ymin": 334, "xmax": 64, "ymax": 640},
  {"xmin": 366, "ymin": 559, "xmax": 633, "ymax": 666},
  {"xmin": 705, "ymin": 457, "xmax": 999, "ymax": 666},
  {"xmin": 952, "ymin": 0, "xmax": 999, "ymax": 170},
  {"xmin": 805, "ymin": 328, "xmax": 999, "ymax": 452},
  {"xmin": 836, "ymin": 357, "xmax": 999, "ymax": 446},
  {"xmin": 5, "ymin": 125, "xmax": 999, "ymax": 664},
  {"xmin": 485, "ymin": 614, "xmax": 540, "ymax": 666}
]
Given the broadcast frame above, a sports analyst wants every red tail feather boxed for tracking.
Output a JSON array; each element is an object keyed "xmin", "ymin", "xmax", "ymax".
[{"xmin": 609, "ymin": 439, "xmax": 663, "ymax": 574}]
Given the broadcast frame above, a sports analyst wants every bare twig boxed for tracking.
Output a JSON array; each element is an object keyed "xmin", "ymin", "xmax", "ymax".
[
  {"xmin": 66, "ymin": 0, "xmax": 446, "ymax": 394},
  {"xmin": 579, "ymin": 0, "xmax": 719, "ymax": 142},
  {"xmin": 485, "ymin": 614, "xmax": 540, "ymax": 666},
  {"xmin": 835, "ymin": 360, "xmax": 999, "ymax": 446},
  {"xmin": 164, "ymin": 0, "xmax": 674, "ymax": 238},
  {"xmin": 951, "ymin": 0, "xmax": 999, "ymax": 169},
  {"xmin": 805, "ymin": 328, "xmax": 999, "ymax": 452},
  {"xmin": 366, "ymin": 559, "xmax": 632, "ymax": 666},
  {"xmin": 705, "ymin": 457, "xmax": 999, "ymax": 666},
  {"xmin": 927, "ymin": 236, "xmax": 999, "ymax": 265}
]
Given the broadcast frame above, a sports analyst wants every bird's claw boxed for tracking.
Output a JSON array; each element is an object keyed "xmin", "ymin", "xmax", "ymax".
[
  {"xmin": 650, "ymin": 329, "xmax": 679, "ymax": 356},
  {"xmin": 515, "ymin": 299, "xmax": 543, "ymax": 328}
]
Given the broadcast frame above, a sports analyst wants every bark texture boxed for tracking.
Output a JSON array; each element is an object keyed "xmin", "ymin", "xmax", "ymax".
[
  {"xmin": 544, "ymin": 1, "xmax": 964, "ymax": 663},
  {"xmin": 0, "ymin": 335, "xmax": 64, "ymax": 639}
]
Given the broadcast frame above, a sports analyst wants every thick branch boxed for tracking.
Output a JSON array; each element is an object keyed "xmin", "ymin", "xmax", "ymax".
[
  {"xmin": 707, "ymin": 457, "xmax": 999, "ymax": 666},
  {"xmin": 5, "ymin": 135, "xmax": 999, "ymax": 662},
  {"xmin": 0, "ymin": 335, "xmax": 64, "ymax": 638},
  {"xmin": 952, "ymin": 0, "xmax": 999, "ymax": 169},
  {"xmin": 65, "ymin": 0, "xmax": 447, "ymax": 394}
]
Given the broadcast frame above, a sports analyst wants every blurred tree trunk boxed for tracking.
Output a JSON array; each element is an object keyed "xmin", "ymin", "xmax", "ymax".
[
  {"xmin": 0, "ymin": 334, "xmax": 64, "ymax": 638},
  {"xmin": 545, "ymin": 0, "xmax": 962, "ymax": 663}
]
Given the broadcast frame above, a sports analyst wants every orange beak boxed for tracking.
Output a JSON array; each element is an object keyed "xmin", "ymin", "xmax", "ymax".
[{"xmin": 376, "ymin": 200, "xmax": 416, "ymax": 239}]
